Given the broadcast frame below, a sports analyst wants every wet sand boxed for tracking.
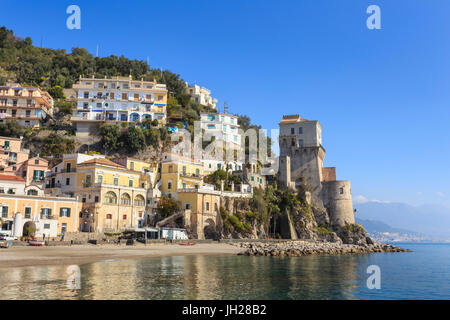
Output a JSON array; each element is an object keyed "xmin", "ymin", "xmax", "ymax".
[{"xmin": 0, "ymin": 243, "xmax": 244, "ymax": 268}]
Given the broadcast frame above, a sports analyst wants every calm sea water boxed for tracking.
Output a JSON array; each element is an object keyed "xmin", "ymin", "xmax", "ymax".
[{"xmin": 0, "ymin": 243, "xmax": 449, "ymax": 300}]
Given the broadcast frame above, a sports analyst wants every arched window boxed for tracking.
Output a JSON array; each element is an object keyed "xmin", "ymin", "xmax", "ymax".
[
  {"xmin": 104, "ymin": 191, "xmax": 117, "ymax": 204},
  {"xmin": 120, "ymin": 193, "xmax": 131, "ymax": 205},
  {"xmin": 134, "ymin": 195, "xmax": 145, "ymax": 207}
]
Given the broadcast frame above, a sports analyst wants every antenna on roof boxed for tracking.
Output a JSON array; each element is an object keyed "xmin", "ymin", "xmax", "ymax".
[
  {"xmin": 224, "ymin": 101, "xmax": 228, "ymax": 114},
  {"xmin": 96, "ymin": 45, "xmax": 99, "ymax": 57}
]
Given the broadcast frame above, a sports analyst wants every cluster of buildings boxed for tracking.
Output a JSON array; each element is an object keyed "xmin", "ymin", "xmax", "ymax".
[
  {"xmin": 0, "ymin": 74, "xmax": 356, "ymax": 240},
  {"xmin": 0, "ymin": 136, "xmax": 259, "ymax": 239}
]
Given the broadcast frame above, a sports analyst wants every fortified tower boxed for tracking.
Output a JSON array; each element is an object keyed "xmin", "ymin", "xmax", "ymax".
[{"xmin": 278, "ymin": 115, "xmax": 355, "ymax": 227}]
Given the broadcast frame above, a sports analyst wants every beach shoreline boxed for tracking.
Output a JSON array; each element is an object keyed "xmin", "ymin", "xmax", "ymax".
[{"xmin": 0, "ymin": 243, "xmax": 244, "ymax": 268}]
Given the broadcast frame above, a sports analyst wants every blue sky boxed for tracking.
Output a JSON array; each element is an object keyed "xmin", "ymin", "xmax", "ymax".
[{"xmin": 1, "ymin": 0, "xmax": 449, "ymax": 207}]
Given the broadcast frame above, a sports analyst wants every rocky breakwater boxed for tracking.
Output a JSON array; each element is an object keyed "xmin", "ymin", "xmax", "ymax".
[{"xmin": 236, "ymin": 241, "xmax": 411, "ymax": 257}]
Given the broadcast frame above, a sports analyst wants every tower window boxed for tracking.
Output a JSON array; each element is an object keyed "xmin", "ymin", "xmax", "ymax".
[{"xmin": 339, "ymin": 187, "xmax": 344, "ymax": 194}]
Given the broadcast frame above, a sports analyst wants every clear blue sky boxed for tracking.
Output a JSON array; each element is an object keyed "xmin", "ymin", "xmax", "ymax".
[{"xmin": 1, "ymin": 0, "xmax": 449, "ymax": 207}]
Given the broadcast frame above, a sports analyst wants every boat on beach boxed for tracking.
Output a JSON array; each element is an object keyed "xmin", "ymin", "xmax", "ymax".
[{"xmin": 29, "ymin": 240, "xmax": 45, "ymax": 247}]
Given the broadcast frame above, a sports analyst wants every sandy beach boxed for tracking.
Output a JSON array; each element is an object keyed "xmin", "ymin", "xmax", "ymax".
[{"xmin": 0, "ymin": 243, "xmax": 244, "ymax": 268}]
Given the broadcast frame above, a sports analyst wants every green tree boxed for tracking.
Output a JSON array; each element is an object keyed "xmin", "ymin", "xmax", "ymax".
[
  {"xmin": 156, "ymin": 196, "xmax": 180, "ymax": 219},
  {"xmin": 99, "ymin": 124, "xmax": 122, "ymax": 153},
  {"xmin": 122, "ymin": 125, "xmax": 145, "ymax": 154},
  {"xmin": 0, "ymin": 120, "xmax": 23, "ymax": 138}
]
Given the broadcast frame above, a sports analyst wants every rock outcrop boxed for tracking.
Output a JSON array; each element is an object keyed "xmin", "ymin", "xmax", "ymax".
[{"xmin": 235, "ymin": 240, "xmax": 411, "ymax": 257}]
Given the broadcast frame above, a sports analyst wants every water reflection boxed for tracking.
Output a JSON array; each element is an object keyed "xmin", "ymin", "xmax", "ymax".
[{"xmin": 1, "ymin": 245, "xmax": 448, "ymax": 300}]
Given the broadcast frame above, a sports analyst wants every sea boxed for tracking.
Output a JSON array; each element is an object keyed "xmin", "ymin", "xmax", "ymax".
[{"xmin": 0, "ymin": 243, "xmax": 449, "ymax": 300}]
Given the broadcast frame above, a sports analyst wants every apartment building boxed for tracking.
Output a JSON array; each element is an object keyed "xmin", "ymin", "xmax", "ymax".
[
  {"xmin": 0, "ymin": 192, "xmax": 80, "ymax": 237},
  {"xmin": 75, "ymin": 158, "xmax": 151, "ymax": 232},
  {"xmin": 0, "ymin": 83, "xmax": 54, "ymax": 128},
  {"xmin": 160, "ymin": 153, "xmax": 211, "ymax": 200},
  {"xmin": 185, "ymin": 83, "xmax": 218, "ymax": 110},
  {"xmin": 0, "ymin": 136, "xmax": 30, "ymax": 170},
  {"xmin": 71, "ymin": 76, "xmax": 168, "ymax": 136},
  {"xmin": 200, "ymin": 113, "xmax": 241, "ymax": 147},
  {"xmin": 45, "ymin": 153, "xmax": 105, "ymax": 196}
]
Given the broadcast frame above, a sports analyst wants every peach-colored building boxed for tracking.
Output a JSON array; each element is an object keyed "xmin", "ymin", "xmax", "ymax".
[
  {"xmin": 0, "ymin": 136, "xmax": 29, "ymax": 170},
  {"xmin": 0, "ymin": 83, "xmax": 54, "ymax": 128},
  {"xmin": 2, "ymin": 157, "xmax": 49, "ymax": 195}
]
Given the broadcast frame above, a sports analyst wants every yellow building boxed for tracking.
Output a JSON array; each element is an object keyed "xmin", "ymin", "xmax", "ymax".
[
  {"xmin": 73, "ymin": 158, "xmax": 150, "ymax": 232},
  {"xmin": 111, "ymin": 156, "xmax": 160, "ymax": 187},
  {"xmin": 0, "ymin": 193, "xmax": 80, "ymax": 237},
  {"xmin": 160, "ymin": 153, "xmax": 205, "ymax": 198}
]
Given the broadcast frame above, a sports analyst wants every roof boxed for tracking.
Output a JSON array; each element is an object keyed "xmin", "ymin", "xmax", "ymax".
[
  {"xmin": 0, "ymin": 174, "xmax": 25, "ymax": 182},
  {"xmin": 279, "ymin": 114, "xmax": 319, "ymax": 126},
  {"xmin": 78, "ymin": 158, "xmax": 127, "ymax": 169}
]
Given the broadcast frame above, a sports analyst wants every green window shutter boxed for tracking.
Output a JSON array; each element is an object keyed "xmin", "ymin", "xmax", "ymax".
[
  {"xmin": 60, "ymin": 208, "xmax": 64, "ymax": 217},
  {"xmin": 67, "ymin": 208, "xmax": 71, "ymax": 217}
]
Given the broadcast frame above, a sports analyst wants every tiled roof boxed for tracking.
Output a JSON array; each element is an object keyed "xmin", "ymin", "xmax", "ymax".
[
  {"xmin": 0, "ymin": 174, "xmax": 25, "ymax": 182},
  {"xmin": 78, "ymin": 158, "xmax": 127, "ymax": 169}
]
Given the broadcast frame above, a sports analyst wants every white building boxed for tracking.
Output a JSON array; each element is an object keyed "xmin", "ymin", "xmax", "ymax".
[
  {"xmin": 71, "ymin": 76, "xmax": 168, "ymax": 136},
  {"xmin": 185, "ymin": 83, "xmax": 218, "ymax": 110},
  {"xmin": 200, "ymin": 112, "xmax": 243, "ymax": 173}
]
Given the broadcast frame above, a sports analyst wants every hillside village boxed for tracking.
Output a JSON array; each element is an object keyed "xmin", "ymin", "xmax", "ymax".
[{"xmin": 0, "ymin": 26, "xmax": 368, "ymax": 245}]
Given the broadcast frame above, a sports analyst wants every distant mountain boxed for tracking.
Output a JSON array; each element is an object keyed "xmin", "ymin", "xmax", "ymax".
[
  {"xmin": 355, "ymin": 218, "xmax": 432, "ymax": 242},
  {"xmin": 354, "ymin": 201, "xmax": 450, "ymax": 238}
]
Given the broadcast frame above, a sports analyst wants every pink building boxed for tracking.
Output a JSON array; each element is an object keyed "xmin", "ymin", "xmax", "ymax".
[{"xmin": 0, "ymin": 136, "xmax": 29, "ymax": 170}]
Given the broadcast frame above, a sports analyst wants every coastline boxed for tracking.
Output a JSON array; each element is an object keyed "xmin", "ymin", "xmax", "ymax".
[
  {"xmin": 0, "ymin": 240, "xmax": 411, "ymax": 268},
  {"xmin": 0, "ymin": 243, "xmax": 244, "ymax": 268}
]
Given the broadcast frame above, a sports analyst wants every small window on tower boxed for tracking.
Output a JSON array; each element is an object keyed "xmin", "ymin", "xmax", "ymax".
[{"xmin": 339, "ymin": 187, "xmax": 344, "ymax": 194}]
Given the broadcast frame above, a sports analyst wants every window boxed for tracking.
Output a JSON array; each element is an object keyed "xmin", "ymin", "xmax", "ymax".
[
  {"xmin": 95, "ymin": 196, "xmax": 99, "ymax": 203},
  {"xmin": 121, "ymin": 193, "xmax": 131, "ymax": 205},
  {"xmin": 182, "ymin": 183, "xmax": 186, "ymax": 189},
  {"xmin": 185, "ymin": 204, "xmax": 191, "ymax": 210},
  {"xmin": 66, "ymin": 163, "xmax": 71, "ymax": 172},
  {"xmin": 206, "ymin": 202, "xmax": 210, "ymax": 211},
  {"xmin": 195, "ymin": 168, "xmax": 200, "ymax": 176},
  {"xmin": 251, "ymin": 176, "xmax": 254, "ymax": 181},
  {"xmin": 182, "ymin": 166, "xmax": 186, "ymax": 175},
  {"xmin": 44, "ymin": 224, "xmax": 50, "ymax": 229},
  {"xmin": 35, "ymin": 159, "xmax": 39, "ymax": 165},
  {"xmin": 298, "ymin": 139, "xmax": 304, "ymax": 148},
  {"xmin": 298, "ymin": 127, "xmax": 303, "ymax": 134},
  {"xmin": 104, "ymin": 192, "xmax": 117, "ymax": 204},
  {"xmin": 168, "ymin": 181, "xmax": 172, "ymax": 190},
  {"xmin": 130, "ymin": 162, "xmax": 134, "ymax": 170},
  {"xmin": 339, "ymin": 187, "xmax": 344, "ymax": 194},
  {"xmin": 97, "ymin": 175, "xmax": 103, "ymax": 183},
  {"xmin": 60, "ymin": 208, "xmax": 71, "ymax": 217},
  {"xmin": 129, "ymin": 179, "xmax": 133, "ymax": 187},
  {"xmin": 291, "ymin": 128, "xmax": 295, "ymax": 134},
  {"xmin": 66, "ymin": 178, "xmax": 70, "ymax": 185},
  {"xmin": 123, "ymin": 215, "xmax": 127, "ymax": 220},
  {"xmin": 138, "ymin": 212, "xmax": 143, "ymax": 218},
  {"xmin": 114, "ymin": 177, "xmax": 118, "ymax": 185},
  {"xmin": 1, "ymin": 206, "xmax": 8, "ymax": 218},
  {"xmin": 41, "ymin": 208, "xmax": 52, "ymax": 219},
  {"xmin": 27, "ymin": 189, "xmax": 38, "ymax": 196},
  {"xmin": 106, "ymin": 214, "xmax": 112, "ymax": 220},
  {"xmin": 24, "ymin": 207, "xmax": 32, "ymax": 219}
]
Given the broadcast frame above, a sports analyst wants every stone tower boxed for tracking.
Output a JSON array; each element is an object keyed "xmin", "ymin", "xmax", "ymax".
[{"xmin": 278, "ymin": 115, "xmax": 355, "ymax": 227}]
